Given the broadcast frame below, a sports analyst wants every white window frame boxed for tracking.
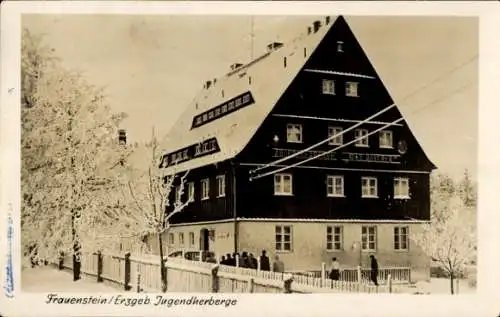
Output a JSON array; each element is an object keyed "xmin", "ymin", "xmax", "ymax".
[
  {"xmin": 394, "ymin": 177, "xmax": 410, "ymax": 199},
  {"xmin": 361, "ymin": 177, "xmax": 378, "ymax": 198},
  {"xmin": 286, "ymin": 124, "xmax": 303, "ymax": 143},
  {"xmin": 328, "ymin": 126, "xmax": 343, "ymax": 145},
  {"xmin": 346, "ymin": 81, "xmax": 359, "ymax": 97},
  {"xmin": 274, "ymin": 173, "xmax": 293, "ymax": 196},
  {"xmin": 322, "ymin": 79, "xmax": 335, "ymax": 95},
  {"xmin": 354, "ymin": 129, "xmax": 369, "ymax": 147},
  {"xmin": 361, "ymin": 226, "xmax": 377, "ymax": 251},
  {"xmin": 327, "ymin": 175, "xmax": 344, "ymax": 197},
  {"xmin": 326, "ymin": 226, "xmax": 343, "ymax": 251},
  {"xmin": 201, "ymin": 178, "xmax": 210, "ymax": 200},
  {"xmin": 168, "ymin": 233, "xmax": 174, "ymax": 246},
  {"xmin": 189, "ymin": 232, "xmax": 195, "ymax": 247},
  {"xmin": 216, "ymin": 175, "xmax": 226, "ymax": 198},
  {"xmin": 187, "ymin": 182, "xmax": 195, "ymax": 202},
  {"xmin": 275, "ymin": 225, "xmax": 293, "ymax": 252},
  {"xmin": 394, "ymin": 226, "xmax": 409, "ymax": 251},
  {"xmin": 379, "ymin": 130, "xmax": 393, "ymax": 149},
  {"xmin": 179, "ymin": 232, "xmax": 184, "ymax": 247}
]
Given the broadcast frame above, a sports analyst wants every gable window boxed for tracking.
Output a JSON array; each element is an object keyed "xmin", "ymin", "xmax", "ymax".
[
  {"xmin": 187, "ymin": 182, "xmax": 195, "ymax": 202},
  {"xmin": 216, "ymin": 175, "xmax": 226, "ymax": 197},
  {"xmin": 275, "ymin": 225, "xmax": 292, "ymax": 252},
  {"xmin": 354, "ymin": 129, "xmax": 369, "ymax": 147},
  {"xmin": 346, "ymin": 81, "xmax": 359, "ymax": 97},
  {"xmin": 379, "ymin": 130, "xmax": 393, "ymax": 148},
  {"xmin": 189, "ymin": 232, "xmax": 195, "ymax": 247},
  {"xmin": 394, "ymin": 227, "xmax": 409, "ymax": 251},
  {"xmin": 201, "ymin": 178, "xmax": 210, "ymax": 200},
  {"xmin": 322, "ymin": 79, "xmax": 335, "ymax": 95},
  {"xmin": 286, "ymin": 124, "xmax": 302, "ymax": 143},
  {"xmin": 361, "ymin": 177, "xmax": 378, "ymax": 198},
  {"xmin": 179, "ymin": 233, "xmax": 184, "ymax": 247},
  {"xmin": 336, "ymin": 41, "xmax": 344, "ymax": 53},
  {"xmin": 274, "ymin": 173, "xmax": 293, "ymax": 196},
  {"xmin": 327, "ymin": 175, "xmax": 344, "ymax": 197},
  {"xmin": 394, "ymin": 177, "xmax": 410, "ymax": 199},
  {"xmin": 361, "ymin": 226, "xmax": 377, "ymax": 251},
  {"xmin": 326, "ymin": 226, "xmax": 343, "ymax": 251},
  {"xmin": 168, "ymin": 233, "xmax": 174, "ymax": 246},
  {"xmin": 328, "ymin": 126, "xmax": 343, "ymax": 145}
]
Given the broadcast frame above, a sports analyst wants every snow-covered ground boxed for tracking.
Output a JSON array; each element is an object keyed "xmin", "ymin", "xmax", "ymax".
[
  {"xmin": 22, "ymin": 267, "xmax": 119, "ymax": 293},
  {"xmin": 399, "ymin": 278, "xmax": 476, "ymax": 294}
]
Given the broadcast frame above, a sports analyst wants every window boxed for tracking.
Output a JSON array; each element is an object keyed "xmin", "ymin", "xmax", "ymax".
[
  {"xmin": 354, "ymin": 129, "xmax": 369, "ymax": 147},
  {"xmin": 179, "ymin": 233, "xmax": 184, "ymax": 247},
  {"xmin": 275, "ymin": 225, "xmax": 292, "ymax": 252},
  {"xmin": 346, "ymin": 81, "xmax": 359, "ymax": 97},
  {"xmin": 394, "ymin": 227, "xmax": 409, "ymax": 251},
  {"xmin": 326, "ymin": 226, "xmax": 343, "ymax": 251},
  {"xmin": 274, "ymin": 173, "xmax": 293, "ymax": 195},
  {"xmin": 327, "ymin": 175, "xmax": 344, "ymax": 197},
  {"xmin": 337, "ymin": 41, "xmax": 344, "ymax": 53},
  {"xmin": 216, "ymin": 175, "xmax": 226, "ymax": 197},
  {"xmin": 328, "ymin": 126, "xmax": 343, "ymax": 145},
  {"xmin": 189, "ymin": 232, "xmax": 195, "ymax": 247},
  {"xmin": 394, "ymin": 177, "xmax": 410, "ymax": 199},
  {"xmin": 187, "ymin": 182, "xmax": 195, "ymax": 202},
  {"xmin": 235, "ymin": 98, "xmax": 242, "ymax": 107},
  {"xmin": 201, "ymin": 178, "xmax": 210, "ymax": 200},
  {"xmin": 379, "ymin": 130, "xmax": 393, "ymax": 148},
  {"xmin": 361, "ymin": 226, "xmax": 377, "ymax": 251},
  {"xmin": 322, "ymin": 79, "xmax": 335, "ymax": 95},
  {"xmin": 361, "ymin": 177, "xmax": 378, "ymax": 198},
  {"xmin": 286, "ymin": 124, "xmax": 302, "ymax": 143},
  {"xmin": 222, "ymin": 104, "xmax": 228, "ymax": 113},
  {"xmin": 168, "ymin": 233, "xmax": 174, "ymax": 245}
]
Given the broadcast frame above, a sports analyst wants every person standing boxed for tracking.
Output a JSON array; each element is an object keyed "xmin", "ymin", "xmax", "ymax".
[
  {"xmin": 272, "ymin": 255, "xmax": 285, "ymax": 273},
  {"xmin": 370, "ymin": 255, "xmax": 379, "ymax": 286},
  {"xmin": 329, "ymin": 257, "xmax": 340, "ymax": 281},
  {"xmin": 259, "ymin": 250, "xmax": 271, "ymax": 271},
  {"xmin": 248, "ymin": 253, "xmax": 258, "ymax": 269}
]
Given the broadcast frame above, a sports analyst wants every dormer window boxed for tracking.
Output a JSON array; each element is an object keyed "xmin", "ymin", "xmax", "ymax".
[
  {"xmin": 322, "ymin": 79, "xmax": 335, "ymax": 95},
  {"xmin": 346, "ymin": 82, "xmax": 359, "ymax": 97},
  {"xmin": 337, "ymin": 41, "xmax": 344, "ymax": 53},
  {"xmin": 287, "ymin": 124, "xmax": 303, "ymax": 143}
]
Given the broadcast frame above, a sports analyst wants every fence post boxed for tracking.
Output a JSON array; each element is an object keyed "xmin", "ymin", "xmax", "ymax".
[
  {"xmin": 387, "ymin": 274, "xmax": 392, "ymax": 293},
  {"xmin": 136, "ymin": 264, "xmax": 142, "ymax": 293},
  {"xmin": 257, "ymin": 257, "xmax": 261, "ymax": 272},
  {"xmin": 124, "ymin": 252, "xmax": 132, "ymax": 291},
  {"xmin": 58, "ymin": 252, "xmax": 64, "ymax": 270},
  {"xmin": 247, "ymin": 277, "xmax": 254, "ymax": 293},
  {"xmin": 321, "ymin": 262, "xmax": 326, "ymax": 287},
  {"xmin": 97, "ymin": 251, "xmax": 103, "ymax": 282},
  {"xmin": 283, "ymin": 273, "xmax": 293, "ymax": 293},
  {"xmin": 199, "ymin": 250, "xmax": 203, "ymax": 262},
  {"xmin": 211, "ymin": 264, "xmax": 220, "ymax": 293},
  {"xmin": 408, "ymin": 267, "xmax": 412, "ymax": 284},
  {"xmin": 357, "ymin": 265, "xmax": 362, "ymax": 283},
  {"xmin": 235, "ymin": 254, "xmax": 240, "ymax": 267}
]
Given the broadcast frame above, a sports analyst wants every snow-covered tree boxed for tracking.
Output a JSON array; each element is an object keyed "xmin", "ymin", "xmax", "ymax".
[
  {"xmin": 412, "ymin": 172, "xmax": 477, "ymax": 294},
  {"xmin": 112, "ymin": 130, "xmax": 191, "ymax": 292},
  {"xmin": 21, "ymin": 29, "xmax": 129, "ymax": 270},
  {"xmin": 457, "ymin": 169, "xmax": 477, "ymax": 207}
]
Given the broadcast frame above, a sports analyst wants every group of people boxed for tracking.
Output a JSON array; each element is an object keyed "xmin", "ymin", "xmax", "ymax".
[
  {"xmin": 329, "ymin": 255, "xmax": 379, "ymax": 286},
  {"xmin": 217, "ymin": 250, "xmax": 285, "ymax": 272}
]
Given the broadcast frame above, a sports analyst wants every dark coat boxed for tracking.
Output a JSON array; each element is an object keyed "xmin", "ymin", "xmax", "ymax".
[{"xmin": 260, "ymin": 255, "xmax": 270, "ymax": 271}]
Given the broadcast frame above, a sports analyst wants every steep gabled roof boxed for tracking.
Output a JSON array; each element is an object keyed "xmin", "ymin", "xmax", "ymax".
[{"xmin": 161, "ymin": 16, "xmax": 337, "ymax": 174}]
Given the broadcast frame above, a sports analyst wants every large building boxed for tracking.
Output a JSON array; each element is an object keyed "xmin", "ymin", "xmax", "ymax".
[{"xmin": 158, "ymin": 16, "xmax": 436, "ymax": 280}]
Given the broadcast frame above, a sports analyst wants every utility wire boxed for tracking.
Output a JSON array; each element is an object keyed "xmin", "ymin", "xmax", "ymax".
[
  {"xmin": 249, "ymin": 81, "xmax": 476, "ymax": 181},
  {"xmin": 249, "ymin": 54, "xmax": 478, "ymax": 175}
]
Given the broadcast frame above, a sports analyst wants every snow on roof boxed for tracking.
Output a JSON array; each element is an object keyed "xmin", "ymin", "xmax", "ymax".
[{"xmin": 160, "ymin": 17, "xmax": 337, "ymax": 175}]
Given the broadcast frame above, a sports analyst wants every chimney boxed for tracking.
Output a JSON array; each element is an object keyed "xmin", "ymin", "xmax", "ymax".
[
  {"xmin": 118, "ymin": 129, "xmax": 127, "ymax": 145},
  {"xmin": 313, "ymin": 20, "xmax": 321, "ymax": 33}
]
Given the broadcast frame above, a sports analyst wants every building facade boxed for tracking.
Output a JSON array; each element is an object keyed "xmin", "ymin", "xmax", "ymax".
[{"xmin": 157, "ymin": 16, "xmax": 436, "ymax": 281}]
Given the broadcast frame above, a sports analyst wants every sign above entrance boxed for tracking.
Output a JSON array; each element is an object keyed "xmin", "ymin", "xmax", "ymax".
[{"xmin": 271, "ymin": 148, "xmax": 401, "ymax": 164}]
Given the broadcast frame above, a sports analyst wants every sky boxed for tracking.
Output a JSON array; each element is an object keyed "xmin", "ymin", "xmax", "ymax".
[{"xmin": 22, "ymin": 15, "xmax": 478, "ymax": 180}]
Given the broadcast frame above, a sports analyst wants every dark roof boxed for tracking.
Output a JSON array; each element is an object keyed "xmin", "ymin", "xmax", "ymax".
[{"xmin": 161, "ymin": 16, "xmax": 339, "ymax": 174}]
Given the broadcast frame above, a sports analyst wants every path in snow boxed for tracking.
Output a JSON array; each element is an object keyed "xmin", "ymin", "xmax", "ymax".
[{"xmin": 22, "ymin": 266, "xmax": 120, "ymax": 293}]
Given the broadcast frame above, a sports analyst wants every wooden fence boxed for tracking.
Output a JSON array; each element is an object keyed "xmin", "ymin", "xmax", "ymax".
[{"xmin": 57, "ymin": 252, "xmax": 403, "ymax": 294}]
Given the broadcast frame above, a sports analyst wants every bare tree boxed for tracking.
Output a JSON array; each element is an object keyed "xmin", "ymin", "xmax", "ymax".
[
  {"xmin": 412, "ymin": 174, "xmax": 477, "ymax": 294},
  {"xmin": 114, "ymin": 130, "xmax": 191, "ymax": 292}
]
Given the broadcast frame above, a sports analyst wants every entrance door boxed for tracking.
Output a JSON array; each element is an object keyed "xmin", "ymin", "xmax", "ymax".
[{"xmin": 200, "ymin": 228, "xmax": 209, "ymax": 251}]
